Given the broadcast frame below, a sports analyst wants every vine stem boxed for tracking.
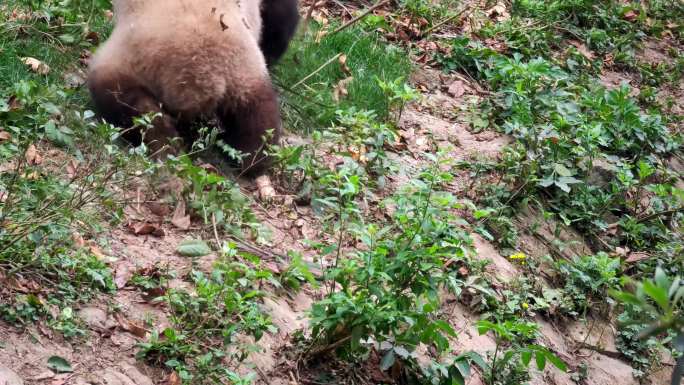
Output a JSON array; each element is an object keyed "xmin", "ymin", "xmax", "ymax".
[{"xmin": 490, "ymin": 341, "xmax": 500, "ymax": 385}]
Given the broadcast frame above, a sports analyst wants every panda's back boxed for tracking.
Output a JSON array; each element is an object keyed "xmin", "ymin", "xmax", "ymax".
[{"xmin": 98, "ymin": 0, "xmax": 267, "ymax": 116}]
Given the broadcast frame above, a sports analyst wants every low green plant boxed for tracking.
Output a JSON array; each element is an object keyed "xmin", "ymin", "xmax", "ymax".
[
  {"xmin": 138, "ymin": 245, "xmax": 275, "ymax": 384},
  {"xmin": 613, "ymin": 267, "xmax": 684, "ymax": 384},
  {"xmin": 307, "ymin": 153, "xmax": 474, "ymax": 378},
  {"xmin": 438, "ymin": 34, "xmax": 683, "ymax": 257},
  {"xmin": 554, "ymin": 252, "xmax": 621, "ymax": 317},
  {"xmin": 376, "ymin": 76, "xmax": 420, "ymax": 124},
  {"xmin": 328, "ymin": 107, "xmax": 399, "ymax": 183},
  {"xmin": 278, "ymin": 252, "xmax": 318, "ymax": 293},
  {"xmin": 166, "ymin": 155, "xmax": 260, "ymax": 236},
  {"xmin": 474, "ymin": 320, "xmax": 567, "ymax": 385}
]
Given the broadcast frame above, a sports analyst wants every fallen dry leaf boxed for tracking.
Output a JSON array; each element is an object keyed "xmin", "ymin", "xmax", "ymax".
[
  {"xmin": 339, "ymin": 54, "xmax": 352, "ymax": 76},
  {"xmin": 33, "ymin": 371, "xmax": 55, "ymax": 381},
  {"xmin": 255, "ymin": 175, "xmax": 276, "ymax": 201},
  {"xmin": 0, "ymin": 131, "xmax": 10, "ymax": 142},
  {"xmin": 623, "ymin": 9, "xmax": 638, "ymax": 21},
  {"xmin": 447, "ymin": 80, "xmax": 466, "ymax": 98},
  {"xmin": 8, "ymin": 9, "xmax": 32, "ymax": 22},
  {"xmin": 333, "ymin": 76, "xmax": 354, "ymax": 102},
  {"xmin": 84, "ymin": 31, "xmax": 100, "ymax": 44},
  {"xmin": 71, "ymin": 232, "xmax": 86, "ymax": 248},
  {"xmin": 65, "ymin": 159, "xmax": 79, "ymax": 179},
  {"xmin": 22, "ymin": 57, "xmax": 50, "ymax": 75},
  {"xmin": 78, "ymin": 49, "xmax": 92, "ymax": 67},
  {"xmin": 348, "ymin": 145, "xmax": 367, "ymax": 163},
  {"xmin": 615, "ymin": 246, "xmax": 629, "ymax": 257},
  {"xmin": 486, "ymin": 2, "xmax": 510, "ymax": 22},
  {"xmin": 89, "ymin": 245, "xmax": 106, "ymax": 259},
  {"xmin": 128, "ymin": 221, "xmax": 165, "ymax": 237},
  {"xmin": 25, "ymin": 143, "xmax": 43, "ymax": 165},
  {"xmin": 198, "ymin": 163, "xmax": 219, "ymax": 173},
  {"xmin": 167, "ymin": 372, "xmax": 182, "ymax": 385},
  {"xmin": 568, "ymin": 40, "xmax": 595, "ymax": 60},
  {"xmin": 114, "ymin": 313, "xmax": 148, "ymax": 338},
  {"xmin": 171, "ymin": 200, "xmax": 191, "ymax": 230},
  {"xmin": 148, "ymin": 201, "xmax": 171, "ymax": 217},
  {"xmin": 64, "ymin": 70, "xmax": 87, "ymax": 89},
  {"xmin": 625, "ymin": 252, "xmax": 651, "ymax": 264},
  {"xmin": 7, "ymin": 96, "xmax": 20, "ymax": 111},
  {"xmin": 114, "ymin": 262, "xmax": 133, "ymax": 289}
]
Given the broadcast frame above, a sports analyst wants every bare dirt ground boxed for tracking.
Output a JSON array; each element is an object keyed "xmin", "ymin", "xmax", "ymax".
[{"xmin": 1, "ymin": 66, "xmax": 671, "ymax": 385}]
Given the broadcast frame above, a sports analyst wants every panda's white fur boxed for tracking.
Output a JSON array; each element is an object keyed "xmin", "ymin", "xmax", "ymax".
[
  {"xmin": 88, "ymin": 0, "xmax": 287, "ymax": 172},
  {"xmin": 91, "ymin": 0, "xmax": 266, "ymax": 118}
]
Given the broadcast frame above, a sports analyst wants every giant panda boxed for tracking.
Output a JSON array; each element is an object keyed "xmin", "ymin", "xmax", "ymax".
[{"xmin": 87, "ymin": 0, "xmax": 299, "ymax": 174}]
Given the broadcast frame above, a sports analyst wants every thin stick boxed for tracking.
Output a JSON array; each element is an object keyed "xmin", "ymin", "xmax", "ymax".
[
  {"xmin": 331, "ymin": 0, "xmax": 389, "ymax": 35},
  {"xmin": 423, "ymin": 6, "xmax": 470, "ymax": 36},
  {"xmin": 291, "ymin": 53, "xmax": 342, "ymax": 89},
  {"xmin": 211, "ymin": 212, "xmax": 222, "ymax": 250},
  {"xmin": 636, "ymin": 207, "xmax": 684, "ymax": 223},
  {"xmin": 299, "ymin": 0, "xmax": 322, "ymax": 37}
]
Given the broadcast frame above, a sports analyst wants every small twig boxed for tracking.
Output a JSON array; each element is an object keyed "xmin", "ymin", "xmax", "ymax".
[
  {"xmin": 331, "ymin": 0, "xmax": 389, "ymax": 35},
  {"xmin": 306, "ymin": 335, "xmax": 352, "ymax": 358},
  {"xmin": 576, "ymin": 342, "xmax": 622, "ymax": 360},
  {"xmin": 211, "ymin": 212, "xmax": 222, "ymax": 249},
  {"xmin": 300, "ymin": 0, "xmax": 323, "ymax": 37},
  {"xmin": 423, "ymin": 6, "xmax": 471, "ymax": 36},
  {"xmin": 226, "ymin": 235, "xmax": 287, "ymax": 261},
  {"xmin": 292, "ymin": 53, "xmax": 342, "ymax": 89},
  {"xmin": 636, "ymin": 207, "xmax": 684, "ymax": 223}
]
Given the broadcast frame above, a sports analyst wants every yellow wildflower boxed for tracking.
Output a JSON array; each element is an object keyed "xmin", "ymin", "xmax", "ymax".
[
  {"xmin": 522, "ymin": 302, "xmax": 529, "ymax": 309},
  {"xmin": 509, "ymin": 252, "xmax": 527, "ymax": 260}
]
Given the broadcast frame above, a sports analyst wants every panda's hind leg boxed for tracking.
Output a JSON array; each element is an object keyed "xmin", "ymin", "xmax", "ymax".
[
  {"xmin": 260, "ymin": 0, "xmax": 299, "ymax": 66},
  {"xmin": 88, "ymin": 67, "xmax": 181, "ymax": 158},
  {"xmin": 217, "ymin": 80, "xmax": 281, "ymax": 175}
]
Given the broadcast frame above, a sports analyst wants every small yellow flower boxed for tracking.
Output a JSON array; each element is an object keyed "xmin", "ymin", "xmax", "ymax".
[
  {"xmin": 509, "ymin": 252, "xmax": 527, "ymax": 260},
  {"xmin": 522, "ymin": 302, "xmax": 529, "ymax": 309}
]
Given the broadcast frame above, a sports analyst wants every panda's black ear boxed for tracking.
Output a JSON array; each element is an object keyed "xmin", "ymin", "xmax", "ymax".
[{"xmin": 260, "ymin": 0, "xmax": 299, "ymax": 67}]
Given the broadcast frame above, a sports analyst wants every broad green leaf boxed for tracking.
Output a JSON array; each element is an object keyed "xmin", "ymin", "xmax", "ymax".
[
  {"xmin": 380, "ymin": 349, "xmax": 396, "ymax": 371},
  {"xmin": 642, "ymin": 280, "xmax": 669, "ymax": 311},
  {"xmin": 454, "ymin": 357, "xmax": 471, "ymax": 378},
  {"xmin": 473, "ymin": 209, "xmax": 492, "ymax": 219},
  {"xmin": 546, "ymin": 351, "xmax": 567, "ymax": 371},
  {"xmin": 610, "ymin": 290, "xmax": 643, "ymax": 306},
  {"xmin": 434, "ymin": 319, "xmax": 458, "ymax": 337},
  {"xmin": 521, "ymin": 349, "xmax": 532, "ymax": 366},
  {"xmin": 535, "ymin": 351, "xmax": 546, "ymax": 370},
  {"xmin": 554, "ymin": 163, "xmax": 573, "ymax": 177},
  {"xmin": 177, "ymin": 239, "xmax": 212, "ymax": 257},
  {"xmin": 351, "ymin": 326, "xmax": 363, "ymax": 351},
  {"xmin": 476, "ymin": 320, "xmax": 496, "ymax": 335},
  {"xmin": 47, "ymin": 356, "xmax": 73, "ymax": 373},
  {"xmin": 465, "ymin": 351, "xmax": 489, "ymax": 372},
  {"xmin": 394, "ymin": 346, "xmax": 410, "ymax": 358},
  {"xmin": 655, "ymin": 267, "xmax": 670, "ymax": 290}
]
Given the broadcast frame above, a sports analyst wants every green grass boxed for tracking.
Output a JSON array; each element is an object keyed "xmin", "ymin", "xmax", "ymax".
[
  {"xmin": 0, "ymin": 1, "xmax": 146, "ymax": 336},
  {"xmin": 0, "ymin": 0, "xmax": 112, "ymax": 88},
  {"xmin": 275, "ymin": 24, "xmax": 412, "ymax": 132}
]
